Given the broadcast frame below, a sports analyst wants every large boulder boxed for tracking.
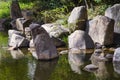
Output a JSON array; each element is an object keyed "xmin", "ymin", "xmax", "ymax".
[
  {"xmin": 68, "ymin": 6, "xmax": 87, "ymax": 32},
  {"xmin": 9, "ymin": 33, "xmax": 29, "ymax": 48},
  {"xmin": 86, "ymin": 15, "xmax": 114, "ymax": 46},
  {"xmin": 29, "ymin": 23, "xmax": 58, "ymax": 60},
  {"xmin": 105, "ymin": 4, "xmax": 120, "ymax": 33},
  {"xmin": 41, "ymin": 23, "xmax": 69, "ymax": 38},
  {"xmin": 10, "ymin": 1, "xmax": 22, "ymax": 19},
  {"xmin": 68, "ymin": 30, "xmax": 94, "ymax": 50},
  {"xmin": 16, "ymin": 18, "xmax": 32, "ymax": 32}
]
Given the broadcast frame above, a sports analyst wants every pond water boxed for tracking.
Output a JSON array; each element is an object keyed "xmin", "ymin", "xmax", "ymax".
[{"xmin": 0, "ymin": 32, "xmax": 120, "ymax": 80}]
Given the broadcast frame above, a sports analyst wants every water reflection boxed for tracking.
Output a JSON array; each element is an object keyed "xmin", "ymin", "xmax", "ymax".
[
  {"xmin": 33, "ymin": 59, "xmax": 58, "ymax": 80},
  {"xmin": 113, "ymin": 61, "xmax": 120, "ymax": 74},
  {"xmin": 91, "ymin": 54, "xmax": 109, "ymax": 80},
  {"xmin": 68, "ymin": 49, "xmax": 85, "ymax": 74}
]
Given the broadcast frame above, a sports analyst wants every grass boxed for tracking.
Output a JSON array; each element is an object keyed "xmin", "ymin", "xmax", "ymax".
[{"xmin": 0, "ymin": 1, "xmax": 33, "ymax": 19}]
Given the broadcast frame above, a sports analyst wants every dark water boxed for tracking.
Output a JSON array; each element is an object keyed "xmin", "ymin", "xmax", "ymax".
[{"xmin": 0, "ymin": 32, "xmax": 120, "ymax": 80}]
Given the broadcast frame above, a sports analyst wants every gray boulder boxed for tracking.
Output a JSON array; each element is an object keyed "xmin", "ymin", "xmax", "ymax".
[
  {"xmin": 30, "ymin": 23, "xmax": 58, "ymax": 60},
  {"xmin": 68, "ymin": 6, "xmax": 87, "ymax": 32},
  {"xmin": 9, "ymin": 33, "xmax": 29, "ymax": 48},
  {"xmin": 68, "ymin": 30, "xmax": 94, "ymax": 50},
  {"xmin": 41, "ymin": 23, "xmax": 69, "ymax": 38},
  {"xmin": 86, "ymin": 15, "xmax": 114, "ymax": 45},
  {"xmin": 105, "ymin": 4, "xmax": 120, "ymax": 33},
  {"xmin": 84, "ymin": 64, "xmax": 98, "ymax": 72},
  {"xmin": 16, "ymin": 18, "xmax": 32, "ymax": 32},
  {"xmin": 10, "ymin": 1, "xmax": 22, "ymax": 19}
]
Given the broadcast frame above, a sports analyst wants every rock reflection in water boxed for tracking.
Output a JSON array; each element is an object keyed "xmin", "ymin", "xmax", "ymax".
[
  {"xmin": 33, "ymin": 59, "xmax": 58, "ymax": 80},
  {"xmin": 10, "ymin": 49, "xmax": 24, "ymax": 59},
  {"xmin": 113, "ymin": 61, "xmax": 120, "ymax": 74},
  {"xmin": 68, "ymin": 49, "xmax": 85, "ymax": 74},
  {"xmin": 91, "ymin": 55, "xmax": 109, "ymax": 80}
]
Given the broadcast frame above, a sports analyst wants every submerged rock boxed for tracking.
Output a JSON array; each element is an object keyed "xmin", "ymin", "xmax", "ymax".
[{"xmin": 84, "ymin": 64, "xmax": 98, "ymax": 72}]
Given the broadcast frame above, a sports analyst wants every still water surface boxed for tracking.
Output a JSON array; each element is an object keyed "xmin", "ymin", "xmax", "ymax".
[{"xmin": 0, "ymin": 32, "xmax": 120, "ymax": 80}]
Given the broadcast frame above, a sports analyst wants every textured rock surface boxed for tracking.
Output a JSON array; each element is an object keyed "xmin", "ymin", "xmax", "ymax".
[
  {"xmin": 86, "ymin": 15, "xmax": 114, "ymax": 45},
  {"xmin": 68, "ymin": 6, "xmax": 87, "ymax": 32},
  {"xmin": 30, "ymin": 23, "xmax": 58, "ymax": 60},
  {"xmin": 68, "ymin": 30, "xmax": 94, "ymax": 49},
  {"xmin": 42, "ymin": 23, "xmax": 69, "ymax": 38},
  {"xmin": 105, "ymin": 4, "xmax": 120, "ymax": 33}
]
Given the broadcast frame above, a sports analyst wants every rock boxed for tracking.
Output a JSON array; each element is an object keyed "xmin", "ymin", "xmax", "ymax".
[
  {"xmin": 113, "ymin": 48, "xmax": 120, "ymax": 62},
  {"xmin": 59, "ymin": 50, "xmax": 68, "ymax": 55},
  {"xmin": 105, "ymin": 4, "xmax": 120, "ymax": 33},
  {"xmin": 30, "ymin": 23, "xmax": 58, "ymax": 60},
  {"xmin": 42, "ymin": 23, "xmax": 69, "ymax": 38},
  {"xmin": 105, "ymin": 53, "xmax": 113, "ymax": 59},
  {"xmin": 68, "ymin": 6, "xmax": 87, "ymax": 32},
  {"xmin": 68, "ymin": 30, "xmax": 94, "ymax": 50},
  {"xmin": 95, "ymin": 42, "xmax": 103, "ymax": 49},
  {"xmin": 84, "ymin": 64, "xmax": 98, "ymax": 72},
  {"xmin": 16, "ymin": 18, "xmax": 32, "ymax": 32},
  {"xmin": 51, "ymin": 37, "xmax": 66, "ymax": 47},
  {"xmin": 25, "ymin": 27, "xmax": 31, "ymax": 40},
  {"xmin": 113, "ymin": 33, "xmax": 120, "ymax": 46},
  {"xmin": 22, "ymin": 10, "xmax": 33, "ymax": 20},
  {"xmin": 86, "ymin": 15, "xmax": 114, "ymax": 46},
  {"xmin": 9, "ymin": 33, "xmax": 29, "ymax": 48},
  {"xmin": 10, "ymin": 1, "xmax": 22, "ymax": 19},
  {"xmin": 29, "ymin": 23, "xmax": 41, "ymax": 40},
  {"xmin": 29, "ymin": 39, "xmax": 34, "ymax": 48},
  {"xmin": 8, "ymin": 29, "xmax": 22, "ymax": 38},
  {"xmin": 10, "ymin": 49, "xmax": 24, "ymax": 59},
  {"xmin": 10, "ymin": 20, "xmax": 17, "ymax": 29}
]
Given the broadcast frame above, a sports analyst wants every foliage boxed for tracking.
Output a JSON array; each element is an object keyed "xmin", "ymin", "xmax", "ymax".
[{"xmin": 0, "ymin": 1, "xmax": 10, "ymax": 18}]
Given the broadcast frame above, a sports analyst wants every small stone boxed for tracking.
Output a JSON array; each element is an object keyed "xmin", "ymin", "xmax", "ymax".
[{"xmin": 84, "ymin": 64, "xmax": 98, "ymax": 72}]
